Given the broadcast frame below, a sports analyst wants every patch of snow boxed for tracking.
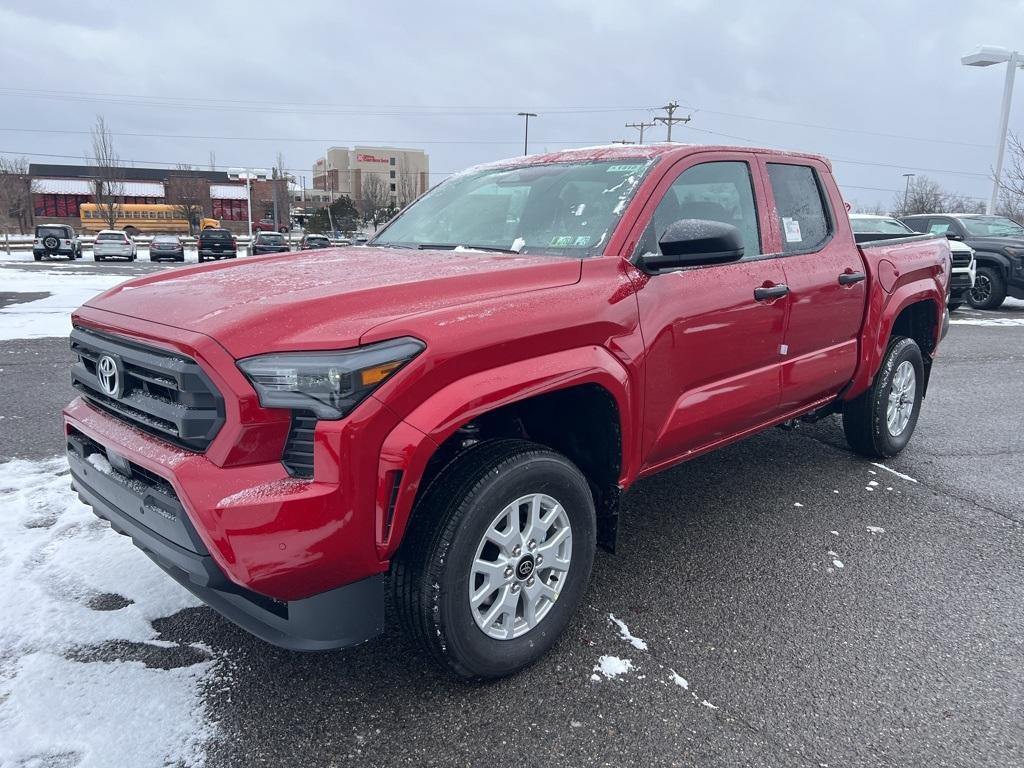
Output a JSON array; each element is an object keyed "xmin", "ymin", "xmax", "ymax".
[
  {"xmin": 0, "ymin": 457, "xmax": 215, "ymax": 767},
  {"xmin": 593, "ymin": 655, "xmax": 633, "ymax": 680},
  {"xmin": 700, "ymin": 700, "xmax": 719, "ymax": 710},
  {"xmin": 870, "ymin": 463, "xmax": 918, "ymax": 483},
  {"xmin": 793, "ymin": 502, "xmax": 804, "ymax": 507},
  {"xmin": 865, "ymin": 486, "xmax": 874, "ymax": 491},
  {"xmin": 609, "ymin": 613, "xmax": 648, "ymax": 651},
  {"xmin": 0, "ymin": 267, "xmax": 128, "ymax": 340},
  {"xmin": 832, "ymin": 559, "xmax": 844, "ymax": 569},
  {"xmin": 866, "ymin": 526, "xmax": 885, "ymax": 535},
  {"xmin": 511, "ymin": 237, "xmax": 525, "ymax": 253},
  {"xmin": 950, "ymin": 317, "xmax": 1024, "ymax": 327},
  {"xmin": 830, "ymin": 531, "xmax": 839, "ymax": 536},
  {"xmin": 669, "ymin": 669, "xmax": 688, "ymax": 689},
  {"xmin": 86, "ymin": 452, "xmax": 113, "ymax": 474},
  {"xmin": 868, "ymin": 480, "xmax": 879, "ymax": 487}
]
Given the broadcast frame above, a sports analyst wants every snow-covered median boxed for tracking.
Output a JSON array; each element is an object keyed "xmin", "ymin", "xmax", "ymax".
[
  {"xmin": 0, "ymin": 268, "xmax": 129, "ymax": 341},
  {"xmin": 0, "ymin": 457, "xmax": 216, "ymax": 767}
]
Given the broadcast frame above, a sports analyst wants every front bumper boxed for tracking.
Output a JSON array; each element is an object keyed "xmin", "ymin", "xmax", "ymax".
[{"xmin": 66, "ymin": 423, "xmax": 384, "ymax": 650}]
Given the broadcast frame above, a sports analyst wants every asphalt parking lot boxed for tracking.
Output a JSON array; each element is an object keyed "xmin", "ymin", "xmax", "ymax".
[{"xmin": 1, "ymin": 257, "xmax": 1021, "ymax": 767}]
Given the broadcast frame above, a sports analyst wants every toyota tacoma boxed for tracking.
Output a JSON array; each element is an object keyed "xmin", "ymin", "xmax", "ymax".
[{"xmin": 64, "ymin": 144, "xmax": 950, "ymax": 679}]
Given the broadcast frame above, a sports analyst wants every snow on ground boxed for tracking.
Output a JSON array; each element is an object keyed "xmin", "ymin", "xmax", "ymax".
[
  {"xmin": 592, "ymin": 655, "xmax": 633, "ymax": 680},
  {"xmin": 609, "ymin": 613, "xmax": 648, "ymax": 651},
  {"xmin": 0, "ymin": 267, "xmax": 129, "ymax": 340},
  {"xmin": 950, "ymin": 316, "xmax": 1024, "ymax": 326},
  {"xmin": 0, "ymin": 457, "xmax": 215, "ymax": 767}
]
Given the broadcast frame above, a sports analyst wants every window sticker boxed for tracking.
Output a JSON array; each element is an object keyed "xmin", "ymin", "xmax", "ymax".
[
  {"xmin": 783, "ymin": 217, "xmax": 802, "ymax": 243},
  {"xmin": 606, "ymin": 164, "xmax": 646, "ymax": 173},
  {"xmin": 550, "ymin": 235, "xmax": 574, "ymax": 247},
  {"xmin": 573, "ymin": 235, "xmax": 591, "ymax": 247}
]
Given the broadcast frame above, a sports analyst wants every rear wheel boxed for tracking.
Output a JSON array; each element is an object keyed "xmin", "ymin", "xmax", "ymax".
[
  {"xmin": 392, "ymin": 439, "xmax": 595, "ymax": 680},
  {"xmin": 967, "ymin": 266, "xmax": 1006, "ymax": 310},
  {"xmin": 33, "ymin": 253, "xmax": 41, "ymax": 262},
  {"xmin": 842, "ymin": 336, "xmax": 923, "ymax": 458}
]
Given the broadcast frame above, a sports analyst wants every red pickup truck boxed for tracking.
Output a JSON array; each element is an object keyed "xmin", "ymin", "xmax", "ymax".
[{"xmin": 64, "ymin": 144, "xmax": 950, "ymax": 679}]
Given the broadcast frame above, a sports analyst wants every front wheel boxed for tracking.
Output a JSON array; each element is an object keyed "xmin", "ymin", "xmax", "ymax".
[
  {"xmin": 392, "ymin": 439, "xmax": 595, "ymax": 680},
  {"xmin": 842, "ymin": 336, "xmax": 924, "ymax": 458},
  {"xmin": 967, "ymin": 266, "xmax": 1006, "ymax": 310}
]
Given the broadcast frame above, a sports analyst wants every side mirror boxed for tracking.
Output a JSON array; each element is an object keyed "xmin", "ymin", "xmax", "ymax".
[
  {"xmin": 944, "ymin": 232, "xmax": 963, "ymax": 241},
  {"xmin": 639, "ymin": 219, "xmax": 745, "ymax": 272}
]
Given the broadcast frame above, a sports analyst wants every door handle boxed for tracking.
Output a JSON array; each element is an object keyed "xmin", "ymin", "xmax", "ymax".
[
  {"xmin": 754, "ymin": 284, "xmax": 790, "ymax": 301},
  {"xmin": 838, "ymin": 271, "xmax": 866, "ymax": 285}
]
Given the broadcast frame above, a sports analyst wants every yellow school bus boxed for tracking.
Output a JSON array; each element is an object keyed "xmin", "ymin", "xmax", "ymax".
[{"xmin": 80, "ymin": 203, "xmax": 219, "ymax": 234}]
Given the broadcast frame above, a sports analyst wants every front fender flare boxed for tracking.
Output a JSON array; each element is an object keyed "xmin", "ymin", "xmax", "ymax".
[{"xmin": 372, "ymin": 345, "xmax": 637, "ymax": 560}]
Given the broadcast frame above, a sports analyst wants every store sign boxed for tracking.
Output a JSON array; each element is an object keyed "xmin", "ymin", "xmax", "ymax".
[{"xmin": 357, "ymin": 153, "xmax": 389, "ymax": 164}]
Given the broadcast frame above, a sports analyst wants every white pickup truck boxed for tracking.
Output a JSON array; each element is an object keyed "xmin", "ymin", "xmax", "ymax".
[{"xmin": 849, "ymin": 214, "xmax": 975, "ymax": 310}]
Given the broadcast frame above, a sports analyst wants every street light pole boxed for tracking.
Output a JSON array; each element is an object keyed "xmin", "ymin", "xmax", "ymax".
[
  {"xmin": 902, "ymin": 173, "xmax": 916, "ymax": 213},
  {"xmin": 517, "ymin": 112, "xmax": 537, "ymax": 156},
  {"xmin": 962, "ymin": 46, "xmax": 1024, "ymax": 214}
]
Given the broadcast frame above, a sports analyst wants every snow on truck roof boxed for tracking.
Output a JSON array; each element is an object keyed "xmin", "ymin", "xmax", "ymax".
[{"xmin": 454, "ymin": 143, "xmax": 831, "ymax": 177}]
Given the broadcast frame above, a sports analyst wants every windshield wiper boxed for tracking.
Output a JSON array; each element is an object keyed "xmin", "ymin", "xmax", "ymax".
[{"xmin": 416, "ymin": 243, "xmax": 520, "ymax": 254}]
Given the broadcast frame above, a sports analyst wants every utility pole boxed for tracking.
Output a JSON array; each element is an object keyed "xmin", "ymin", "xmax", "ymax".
[
  {"xmin": 625, "ymin": 120, "xmax": 656, "ymax": 144},
  {"xmin": 902, "ymin": 173, "xmax": 916, "ymax": 213},
  {"xmin": 517, "ymin": 112, "xmax": 538, "ymax": 156},
  {"xmin": 654, "ymin": 101, "xmax": 691, "ymax": 142}
]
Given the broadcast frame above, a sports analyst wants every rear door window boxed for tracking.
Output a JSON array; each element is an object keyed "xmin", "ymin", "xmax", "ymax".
[{"xmin": 766, "ymin": 163, "xmax": 832, "ymax": 254}]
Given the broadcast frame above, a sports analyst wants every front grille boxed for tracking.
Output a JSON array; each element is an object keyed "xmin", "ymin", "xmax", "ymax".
[
  {"xmin": 951, "ymin": 251, "xmax": 972, "ymax": 268},
  {"xmin": 282, "ymin": 410, "xmax": 317, "ymax": 477},
  {"xmin": 70, "ymin": 327, "xmax": 225, "ymax": 451}
]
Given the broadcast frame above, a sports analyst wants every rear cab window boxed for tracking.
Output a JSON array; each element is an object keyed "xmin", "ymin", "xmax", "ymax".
[
  {"xmin": 37, "ymin": 226, "xmax": 69, "ymax": 239},
  {"xmin": 766, "ymin": 163, "xmax": 833, "ymax": 254},
  {"xmin": 202, "ymin": 230, "xmax": 233, "ymax": 240}
]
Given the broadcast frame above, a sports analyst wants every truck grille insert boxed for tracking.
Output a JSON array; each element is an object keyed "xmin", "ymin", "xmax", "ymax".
[
  {"xmin": 70, "ymin": 327, "xmax": 224, "ymax": 451},
  {"xmin": 282, "ymin": 410, "xmax": 316, "ymax": 477}
]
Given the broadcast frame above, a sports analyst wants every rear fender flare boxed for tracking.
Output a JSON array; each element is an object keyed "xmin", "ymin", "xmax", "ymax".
[
  {"xmin": 373, "ymin": 345, "xmax": 636, "ymax": 560},
  {"xmin": 845, "ymin": 280, "xmax": 943, "ymax": 401}
]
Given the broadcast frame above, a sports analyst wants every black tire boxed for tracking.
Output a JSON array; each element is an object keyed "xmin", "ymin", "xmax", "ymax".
[
  {"xmin": 392, "ymin": 439, "xmax": 596, "ymax": 681},
  {"xmin": 842, "ymin": 336, "xmax": 924, "ymax": 458},
  {"xmin": 95, "ymin": 255, "xmax": 104, "ymax": 262},
  {"xmin": 198, "ymin": 255, "xmax": 205, "ymax": 263},
  {"xmin": 967, "ymin": 266, "xmax": 1007, "ymax": 310},
  {"xmin": 33, "ymin": 253, "xmax": 41, "ymax": 262},
  {"xmin": 947, "ymin": 301, "xmax": 962, "ymax": 312}
]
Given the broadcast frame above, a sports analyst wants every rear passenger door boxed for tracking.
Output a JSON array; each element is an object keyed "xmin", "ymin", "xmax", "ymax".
[{"xmin": 762, "ymin": 161, "xmax": 867, "ymax": 411}]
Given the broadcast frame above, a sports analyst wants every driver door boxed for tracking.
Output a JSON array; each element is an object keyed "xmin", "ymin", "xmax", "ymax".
[{"xmin": 631, "ymin": 153, "xmax": 790, "ymax": 472}]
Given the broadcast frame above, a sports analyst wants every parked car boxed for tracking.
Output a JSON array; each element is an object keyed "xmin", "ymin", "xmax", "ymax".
[
  {"xmin": 92, "ymin": 230, "xmax": 137, "ymax": 262},
  {"xmin": 197, "ymin": 228, "xmax": 237, "ymax": 263},
  {"xmin": 252, "ymin": 219, "xmax": 289, "ymax": 234},
  {"xmin": 850, "ymin": 214, "xmax": 975, "ymax": 309},
  {"xmin": 64, "ymin": 144, "xmax": 949, "ymax": 680},
  {"xmin": 899, "ymin": 213, "xmax": 1024, "ymax": 310},
  {"xmin": 299, "ymin": 234, "xmax": 333, "ymax": 250},
  {"xmin": 33, "ymin": 223, "xmax": 82, "ymax": 261},
  {"xmin": 149, "ymin": 234, "xmax": 185, "ymax": 263},
  {"xmin": 251, "ymin": 231, "xmax": 291, "ymax": 256}
]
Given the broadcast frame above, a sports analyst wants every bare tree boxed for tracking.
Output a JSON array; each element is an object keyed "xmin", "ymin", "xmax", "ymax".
[
  {"xmin": 168, "ymin": 163, "xmax": 207, "ymax": 234},
  {"xmin": 891, "ymin": 176, "xmax": 947, "ymax": 217},
  {"xmin": 360, "ymin": 173, "xmax": 393, "ymax": 227},
  {"xmin": 0, "ymin": 156, "xmax": 33, "ymax": 234},
  {"xmin": 90, "ymin": 116, "xmax": 123, "ymax": 229},
  {"xmin": 272, "ymin": 152, "xmax": 292, "ymax": 232},
  {"xmin": 849, "ymin": 200, "xmax": 889, "ymax": 216},
  {"xmin": 396, "ymin": 169, "xmax": 420, "ymax": 210},
  {"xmin": 997, "ymin": 133, "xmax": 1024, "ymax": 222}
]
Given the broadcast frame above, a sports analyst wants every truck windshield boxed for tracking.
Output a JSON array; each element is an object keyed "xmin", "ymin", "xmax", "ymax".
[
  {"xmin": 370, "ymin": 159, "xmax": 654, "ymax": 256},
  {"xmin": 959, "ymin": 216, "xmax": 1024, "ymax": 237},
  {"xmin": 849, "ymin": 217, "xmax": 913, "ymax": 235}
]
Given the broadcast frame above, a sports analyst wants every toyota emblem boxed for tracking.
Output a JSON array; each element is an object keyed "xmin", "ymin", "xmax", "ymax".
[{"xmin": 96, "ymin": 355, "xmax": 122, "ymax": 398}]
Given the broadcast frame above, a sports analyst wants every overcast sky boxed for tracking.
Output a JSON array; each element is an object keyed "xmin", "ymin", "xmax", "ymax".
[{"xmin": 2, "ymin": 0, "xmax": 1023, "ymax": 210}]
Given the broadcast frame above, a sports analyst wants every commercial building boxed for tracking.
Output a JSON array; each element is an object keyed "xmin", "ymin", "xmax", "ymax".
[
  {"xmin": 28, "ymin": 164, "xmax": 255, "ymax": 233},
  {"xmin": 312, "ymin": 146, "xmax": 429, "ymax": 206}
]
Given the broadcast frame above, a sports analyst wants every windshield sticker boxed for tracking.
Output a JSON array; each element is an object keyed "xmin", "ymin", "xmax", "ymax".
[
  {"xmin": 607, "ymin": 164, "xmax": 646, "ymax": 174},
  {"xmin": 550, "ymin": 235, "xmax": 574, "ymax": 247},
  {"xmin": 783, "ymin": 217, "xmax": 802, "ymax": 243},
  {"xmin": 573, "ymin": 236, "xmax": 591, "ymax": 247}
]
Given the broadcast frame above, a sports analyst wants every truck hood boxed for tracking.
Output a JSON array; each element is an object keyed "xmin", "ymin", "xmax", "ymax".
[
  {"xmin": 84, "ymin": 247, "xmax": 582, "ymax": 358},
  {"xmin": 965, "ymin": 235, "xmax": 1024, "ymax": 252}
]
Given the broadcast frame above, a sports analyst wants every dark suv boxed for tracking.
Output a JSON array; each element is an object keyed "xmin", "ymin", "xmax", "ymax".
[
  {"xmin": 197, "ymin": 228, "xmax": 237, "ymax": 263},
  {"xmin": 251, "ymin": 231, "xmax": 290, "ymax": 255},
  {"xmin": 33, "ymin": 224, "xmax": 82, "ymax": 261},
  {"xmin": 900, "ymin": 214, "xmax": 1024, "ymax": 310}
]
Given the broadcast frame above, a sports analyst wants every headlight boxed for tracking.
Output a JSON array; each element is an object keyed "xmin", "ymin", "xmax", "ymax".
[{"xmin": 237, "ymin": 337, "xmax": 424, "ymax": 419}]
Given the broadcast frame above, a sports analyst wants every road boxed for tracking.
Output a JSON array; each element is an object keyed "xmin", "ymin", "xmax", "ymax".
[{"xmin": 1, "ymin": 258, "xmax": 1021, "ymax": 767}]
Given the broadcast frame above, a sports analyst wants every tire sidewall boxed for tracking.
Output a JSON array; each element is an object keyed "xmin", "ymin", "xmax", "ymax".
[
  {"xmin": 968, "ymin": 266, "xmax": 1005, "ymax": 310},
  {"xmin": 871, "ymin": 337, "xmax": 923, "ymax": 456},
  {"xmin": 433, "ymin": 455, "xmax": 595, "ymax": 679}
]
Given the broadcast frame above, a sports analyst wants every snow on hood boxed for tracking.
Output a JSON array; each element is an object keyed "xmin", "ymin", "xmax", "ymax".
[{"xmin": 84, "ymin": 246, "xmax": 582, "ymax": 357}]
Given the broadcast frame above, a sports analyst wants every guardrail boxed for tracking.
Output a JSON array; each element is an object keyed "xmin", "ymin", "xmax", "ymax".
[{"xmin": 1, "ymin": 233, "xmax": 355, "ymax": 256}]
